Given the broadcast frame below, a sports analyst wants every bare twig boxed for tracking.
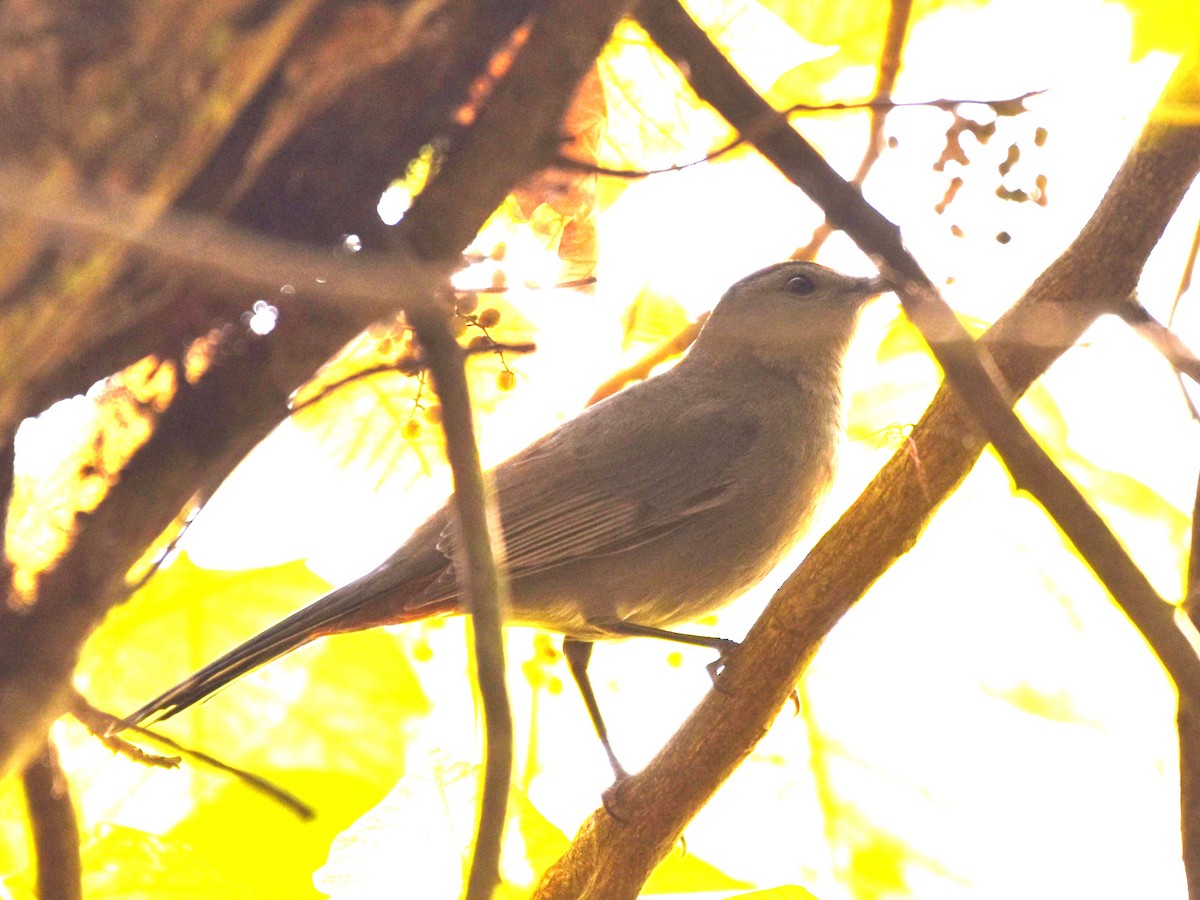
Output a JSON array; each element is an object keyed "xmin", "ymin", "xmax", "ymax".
[
  {"xmin": 1168, "ymin": 218, "xmax": 1200, "ymax": 420},
  {"xmin": 552, "ymin": 91, "xmax": 1038, "ymax": 182},
  {"xmin": 70, "ymin": 693, "xmax": 315, "ymax": 820},
  {"xmin": 796, "ymin": 0, "xmax": 913, "ymax": 260},
  {"xmin": 22, "ymin": 738, "xmax": 82, "ymax": 900},
  {"xmin": 81, "ymin": 723, "xmax": 183, "ymax": 770},
  {"xmin": 288, "ymin": 341, "xmax": 537, "ymax": 416},
  {"xmin": 585, "ymin": 315, "xmax": 706, "ymax": 406},
  {"xmin": 458, "ymin": 276, "xmax": 599, "ymax": 294},
  {"xmin": 1111, "ymin": 298, "xmax": 1200, "ymax": 385},
  {"xmin": 390, "ymin": 0, "xmax": 637, "ymax": 895},
  {"xmin": 412, "ymin": 313, "xmax": 514, "ymax": 899}
]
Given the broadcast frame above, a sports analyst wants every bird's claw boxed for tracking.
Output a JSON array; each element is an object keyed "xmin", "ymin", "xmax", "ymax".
[
  {"xmin": 601, "ymin": 770, "xmax": 632, "ymax": 824},
  {"xmin": 706, "ymin": 638, "xmax": 741, "ymax": 693}
]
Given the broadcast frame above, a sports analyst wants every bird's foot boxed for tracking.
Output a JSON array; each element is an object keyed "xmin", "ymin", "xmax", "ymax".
[
  {"xmin": 601, "ymin": 768, "xmax": 632, "ymax": 824},
  {"xmin": 705, "ymin": 638, "xmax": 741, "ymax": 693}
]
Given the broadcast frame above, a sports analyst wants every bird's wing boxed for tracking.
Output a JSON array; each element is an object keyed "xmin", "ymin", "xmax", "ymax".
[{"xmin": 438, "ymin": 395, "xmax": 760, "ymax": 581}]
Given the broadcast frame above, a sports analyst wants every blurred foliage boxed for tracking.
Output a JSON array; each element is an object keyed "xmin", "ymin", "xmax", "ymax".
[{"xmin": 23, "ymin": 554, "xmax": 422, "ymax": 899}]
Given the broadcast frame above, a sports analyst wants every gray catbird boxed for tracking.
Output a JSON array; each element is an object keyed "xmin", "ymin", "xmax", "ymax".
[{"xmin": 126, "ymin": 261, "xmax": 885, "ymax": 777}]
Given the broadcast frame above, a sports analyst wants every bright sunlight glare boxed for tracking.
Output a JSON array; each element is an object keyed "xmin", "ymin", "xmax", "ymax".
[{"xmin": 245, "ymin": 300, "xmax": 279, "ymax": 336}]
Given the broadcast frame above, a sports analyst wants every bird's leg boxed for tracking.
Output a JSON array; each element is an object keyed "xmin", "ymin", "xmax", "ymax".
[
  {"xmin": 562, "ymin": 638, "xmax": 629, "ymax": 782},
  {"xmin": 595, "ymin": 620, "xmax": 799, "ymax": 709},
  {"xmin": 593, "ymin": 620, "xmax": 739, "ymax": 686}
]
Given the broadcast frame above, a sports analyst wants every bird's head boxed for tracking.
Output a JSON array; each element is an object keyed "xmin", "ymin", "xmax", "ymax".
[{"xmin": 693, "ymin": 260, "xmax": 889, "ymax": 376}]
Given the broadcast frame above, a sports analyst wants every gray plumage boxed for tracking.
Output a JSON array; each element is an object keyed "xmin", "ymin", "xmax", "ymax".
[{"xmin": 126, "ymin": 261, "xmax": 884, "ymax": 772}]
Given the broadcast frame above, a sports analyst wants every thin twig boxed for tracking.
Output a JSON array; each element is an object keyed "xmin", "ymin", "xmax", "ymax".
[
  {"xmin": 796, "ymin": 0, "xmax": 913, "ymax": 260},
  {"xmin": 413, "ymin": 312, "xmax": 514, "ymax": 899},
  {"xmin": 87, "ymin": 730, "xmax": 182, "ymax": 769},
  {"xmin": 71, "ymin": 693, "xmax": 315, "ymax": 820},
  {"xmin": 1111, "ymin": 297, "xmax": 1200, "ymax": 385},
  {"xmin": 585, "ymin": 315, "xmax": 706, "ymax": 406},
  {"xmin": 390, "ymin": 0, "xmax": 637, "ymax": 895},
  {"xmin": 553, "ymin": 91, "xmax": 1040, "ymax": 181},
  {"xmin": 775, "ymin": 90, "xmax": 1041, "ymax": 116},
  {"xmin": 458, "ymin": 275, "xmax": 599, "ymax": 294},
  {"xmin": 288, "ymin": 341, "xmax": 536, "ymax": 416},
  {"xmin": 22, "ymin": 738, "xmax": 82, "ymax": 900},
  {"xmin": 1168, "ymin": 218, "xmax": 1200, "ymax": 420}
]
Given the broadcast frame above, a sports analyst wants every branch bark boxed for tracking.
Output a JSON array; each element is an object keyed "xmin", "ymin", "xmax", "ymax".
[
  {"xmin": 22, "ymin": 739, "xmax": 82, "ymax": 900},
  {"xmin": 1182, "ymin": 469, "xmax": 1200, "ymax": 897},
  {"xmin": 534, "ymin": 6, "xmax": 1200, "ymax": 896}
]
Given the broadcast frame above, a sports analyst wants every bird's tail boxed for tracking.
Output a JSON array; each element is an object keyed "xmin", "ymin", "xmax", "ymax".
[{"xmin": 122, "ymin": 570, "xmax": 454, "ymax": 728}]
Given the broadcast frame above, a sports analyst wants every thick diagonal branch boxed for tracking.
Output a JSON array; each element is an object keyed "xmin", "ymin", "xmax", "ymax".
[
  {"xmin": 642, "ymin": 0, "xmax": 1200, "ymax": 701},
  {"xmin": 534, "ymin": 6, "xmax": 1200, "ymax": 897}
]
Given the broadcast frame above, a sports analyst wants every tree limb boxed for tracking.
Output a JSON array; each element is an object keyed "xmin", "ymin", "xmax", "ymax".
[
  {"xmin": 1181, "ymin": 469, "xmax": 1200, "ymax": 897},
  {"xmin": 22, "ymin": 738, "xmax": 82, "ymax": 900},
  {"xmin": 0, "ymin": 166, "xmax": 451, "ymax": 326},
  {"xmin": 1113, "ymin": 297, "xmax": 1200, "ymax": 385},
  {"xmin": 642, "ymin": 0, "xmax": 1200, "ymax": 701},
  {"xmin": 585, "ymin": 315, "xmax": 706, "ymax": 406}
]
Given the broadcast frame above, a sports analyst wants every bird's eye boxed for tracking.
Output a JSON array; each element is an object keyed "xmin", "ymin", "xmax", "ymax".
[{"xmin": 785, "ymin": 274, "xmax": 815, "ymax": 295}]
